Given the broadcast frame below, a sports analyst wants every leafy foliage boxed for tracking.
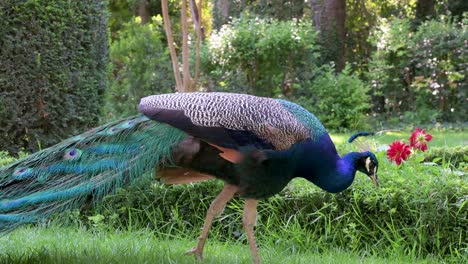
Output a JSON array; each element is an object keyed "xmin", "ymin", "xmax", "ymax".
[
  {"xmin": 367, "ymin": 16, "xmax": 467, "ymax": 124},
  {"xmin": 0, "ymin": 0, "xmax": 108, "ymax": 155},
  {"xmin": 200, "ymin": 15, "xmax": 370, "ymax": 130},
  {"xmin": 212, "ymin": 0, "xmax": 306, "ymax": 30},
  {"xmin": 108, "ymin": 0, "xmax": 184, "ymax": 39},
  {"xmin": 424, "ymin": 146, "xmax": 468, "ymax": 167},
  {"xmin": 0, "ymin": 152, "xmax": 20, "ymax": 167},
  {"xmin": 105, "ymin": 17, "xmax": 174, "ymax": 120},
  {"xmin": 202, "ymin": 16, "xmax": 320, "ymax": 97},
  {"xmin": 295, "ymin": 65, "xmax": 371, "ymax": 130}
]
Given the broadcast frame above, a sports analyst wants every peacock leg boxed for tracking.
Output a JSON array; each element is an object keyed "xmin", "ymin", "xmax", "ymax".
[
  {"xmin": 243, "ymin": 199, "xmax": 261, "ymax": 264},
  {"xmin": 185, "ymin": 183, "xmax": 239, "ymax": 260}
]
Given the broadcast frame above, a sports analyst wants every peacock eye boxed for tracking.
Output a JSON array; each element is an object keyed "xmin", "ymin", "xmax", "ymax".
[
  {"xmin": 64, "ymin": 148, "xmax": 83, "ymax": 161},
  {"xmin": 106, "ymin": 126, "xmax": 124, "ymax": 134},
  {"xmin": 13, "ymin": 167, "xmax": 33, "ymax": 179}
]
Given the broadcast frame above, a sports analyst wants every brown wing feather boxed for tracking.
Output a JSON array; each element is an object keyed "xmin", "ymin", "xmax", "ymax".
[
  {"xmin": 157, "ymin": 168, "xmax": 215, "ymax": 185},
  {"xmin": 208, "ymin": 143, "xmax": 243, "ymax": 163}
]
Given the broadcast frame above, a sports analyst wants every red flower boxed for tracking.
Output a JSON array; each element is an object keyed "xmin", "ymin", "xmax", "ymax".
[
  {"xmin": 387, "ymin": 141, "xmax": 411, "ymax": 165},
  {"xmin": 409, "ymin": 128, "xmax": 433, "ymax": 151}
]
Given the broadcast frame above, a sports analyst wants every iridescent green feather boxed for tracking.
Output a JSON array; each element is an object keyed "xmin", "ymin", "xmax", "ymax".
[
  {"xmin": 275, "ymin": 99, "xmax": 327, "ymax": 141},
  {"xmin": 0, "ymin": 115, "xmax": 187, "ymax": 232}
]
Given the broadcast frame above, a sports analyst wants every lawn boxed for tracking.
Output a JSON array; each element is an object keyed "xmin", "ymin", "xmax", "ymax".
[
  {"xmin": 331, "ymin": 130, "xmax": 466, "ymax": 148},
  {"xmin": 0, "ymin": 226, "xmax": 441, "ymax": 264}
]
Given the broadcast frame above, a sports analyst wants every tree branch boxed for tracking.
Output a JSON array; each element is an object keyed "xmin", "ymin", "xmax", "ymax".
[
  {"xmin": 189, "ymin": 0, "xmax": 203, "ymax": 86},
  {"xmin": 181, "ymin": 0, "xmax": 193, "ymax": 92},
  {"xmin": 161, "ymin": 0, "xmax": 183, "ymax": 91}
]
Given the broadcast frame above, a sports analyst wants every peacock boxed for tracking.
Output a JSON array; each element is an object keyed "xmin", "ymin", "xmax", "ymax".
[{"xmin": 0, "ymin": 92, "xmax": 378, "ymax": 264}]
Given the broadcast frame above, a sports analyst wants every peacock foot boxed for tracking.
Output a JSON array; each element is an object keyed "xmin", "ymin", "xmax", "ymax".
[{"xmin": 185, "ymin": 246, "xmax": 203, "ymax": 261}]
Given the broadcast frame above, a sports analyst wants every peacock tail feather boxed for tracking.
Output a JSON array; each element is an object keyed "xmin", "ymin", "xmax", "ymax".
[
  {"xmin": 0, "ymin": 114, "xmax": 187, "ymax": 232},
  {"xmin": 348, "ymin": 131, "xmax": 375, "ymax": 143}
]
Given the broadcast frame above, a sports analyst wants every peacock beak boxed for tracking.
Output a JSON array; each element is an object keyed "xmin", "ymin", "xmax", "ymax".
[{"xmin": 370, "ymin": 173, "xmax": 379, "ymax": 187}]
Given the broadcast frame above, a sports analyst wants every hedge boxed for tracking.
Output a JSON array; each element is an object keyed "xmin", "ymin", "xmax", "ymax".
[{"xmin": 0, "ymin": 0, "xmax": 108, "ymax": 155}]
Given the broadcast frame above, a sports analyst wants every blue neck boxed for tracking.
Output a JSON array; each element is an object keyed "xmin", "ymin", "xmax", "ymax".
[{"xmin": 291, "ymin": 135, "xmax": 362, "ymax": 193}]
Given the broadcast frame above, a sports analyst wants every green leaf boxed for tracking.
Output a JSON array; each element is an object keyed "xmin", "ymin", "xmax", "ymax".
[{"xmin": 415, "ymin": 155, "xmax": 425, "ymax": 163}]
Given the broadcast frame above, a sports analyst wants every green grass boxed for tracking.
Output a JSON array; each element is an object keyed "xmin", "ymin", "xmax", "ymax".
[
  {"xmin": 331, "ymin": 130, "xmax": 466, "ymax": 148},
  {"xmin": 0, "ymin": 226, "xmax": 440, "ymax": 264}
]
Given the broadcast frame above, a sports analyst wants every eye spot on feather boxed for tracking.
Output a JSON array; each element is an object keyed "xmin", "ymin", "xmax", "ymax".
[
  {"xmin": 14, "ymin": 168, "xmax": 26, "ymax": 174},
  {"xmin": 117, "ymin": 120, "xmax": 136, "ymax": 129},
  {"xmin": 107, "ymin": 127, "xmax": 123, "ymax": 135},
  {"xmin": 64, "ymin": 148, "xmax": 83, "ymax": 161},
  {"xmin": 96, "ymin": 125, "xmax": 127, "ymax": 136},
  {"xmin": 13, "ymin": 167, "xmax": 33, "ymax": 179}
]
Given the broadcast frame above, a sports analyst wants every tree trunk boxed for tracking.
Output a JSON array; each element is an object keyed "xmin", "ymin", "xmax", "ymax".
[
  {"xmin": 415, "ymin": 0, "xmax": 436, "ymax": 24},
  {"xmin": 181, "ymin": 0, "xmax": 195, "ymax": 92},
  {"xmin": 161, "ymin": 0, "xmax": 202, "ymax": 92},
  {"xmin": 220, "ymin": 0, "xmax": 228, "ymax": 18},
  {"xmin": 189, "ymin": 0, "xmax": 205, "ymax": 40},
  {"xmin": 138, "ymin": 0, "xmax": 150, "ymax": 24},
  {"xmin": 189, "ymin": 0, "xmax": 203, "ymax": 86},
  {"xmin": 310, "ymin": 0, "xmax": 346, "ymax": 71},
  {"xmin": 161, "ymin": 0, "xmax": 183, "ymax": 91},
  {"xmin": 214, "ymin": 0, "xmax": 229, "ymax": 29}
]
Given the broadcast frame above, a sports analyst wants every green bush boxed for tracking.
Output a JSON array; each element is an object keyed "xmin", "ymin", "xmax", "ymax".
[
  {"xmin": 367, "ymin": 16, "xmax": 467, "ymax": 124},
  {"xmin": 202, "ymin": 15, "xmax": 320, "ymax": 97},
  {"xmin": 0, "ymin": 0, "xmax": 108, "ymax": 155},
  {"xmin": 295, "ymin": 65, "xmax": 371, "ymax": 131},
  {"xmin": 0, "ymin": 151, "xmax": 18, "ymax": 167},
  {"xmin": 212, "ymin": 0, "xmax": 306, "ymax": 30},
  {"xmin": 202, "ymin": 16, "xmax": 369, "ymax": 130},
  {"xmin": 104, "ymin": 17, "xmax": 174, "ymax": 121},
  {"xmin": 424, "ymin": 146, "xmax": 468, "ymax": 167}
]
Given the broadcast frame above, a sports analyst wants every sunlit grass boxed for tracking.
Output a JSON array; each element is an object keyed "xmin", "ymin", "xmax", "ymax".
[
  {"xmin": 0, "ymin": 226, "xmax": 441, "ymax": 264},
  {"xmin": 332, "ymin": 130, "xmax": 466, "ymax": 148}
]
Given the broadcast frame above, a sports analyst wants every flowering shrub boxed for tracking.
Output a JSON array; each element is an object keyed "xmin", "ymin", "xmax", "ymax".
[
  {"xmin": 409, "ymin": 128, "xmax": 433, "ymax": 151},
  {"xmin": 387, "ymin": 128, "xmax": 433, "ymax": 165},
  {"xmin": 201, "ymin": 16, "xmax": 319, "ymax": 96},
  {"xmin": 368, "ymin": 16, "xmax": 466, "ymax": 123},
  {"xmin": 387, "ymin": 141, "xmax": 411, "ymax": 165}
]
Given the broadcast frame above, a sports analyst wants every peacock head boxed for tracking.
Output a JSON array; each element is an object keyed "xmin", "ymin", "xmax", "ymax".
[{"xmin": 355, "ymin": 151, "xmax": 379, "ymax": 187}]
